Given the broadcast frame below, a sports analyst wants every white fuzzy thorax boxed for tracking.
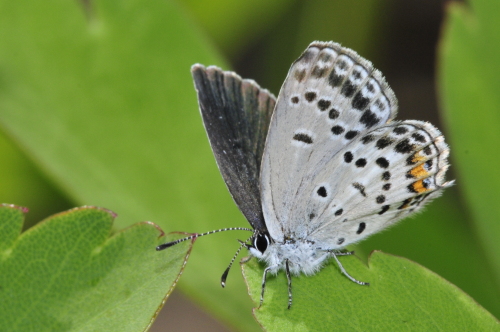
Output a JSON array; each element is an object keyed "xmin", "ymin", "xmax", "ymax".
[{"xmin": 249, "ymin": 240, "xmax": 330, "ymax": 276}]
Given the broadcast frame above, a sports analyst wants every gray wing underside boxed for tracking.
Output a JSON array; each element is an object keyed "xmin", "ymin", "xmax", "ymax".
[
  {"xmin": 192, "ymin": 65, "xmax": 275, "ymax": 231},
  {"xmin": 260, "ymin": 41, "xmax": 452, "ymax": 246},
  {"xmin": 293, "ymin": 120, "xmax": 453, "ymax": 249}
]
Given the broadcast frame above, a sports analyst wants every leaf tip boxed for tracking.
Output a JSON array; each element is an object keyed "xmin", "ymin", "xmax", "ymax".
[{"xmin": 141, "ymin": 221, "xmax": 165, "ymax": 238}]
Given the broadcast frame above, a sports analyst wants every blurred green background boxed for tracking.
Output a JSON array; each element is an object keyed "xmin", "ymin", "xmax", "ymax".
[{"xmin": 0, "ymin": 0, "xmax": 498, "ymax": 331}]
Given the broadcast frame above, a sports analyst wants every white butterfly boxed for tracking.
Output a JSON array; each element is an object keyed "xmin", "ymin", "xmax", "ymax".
[{"xmin": 158, "ymin": 41, "xmax": 453, "ymax": 308}]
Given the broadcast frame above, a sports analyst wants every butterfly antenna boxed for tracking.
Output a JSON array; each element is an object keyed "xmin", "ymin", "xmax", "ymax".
[
  {"xmin": 221, "ymin": 233, "xmax": 255, "ymax": 288},
  {"xmin": 156, "ymin": 227, "xmax": 253, "ymax": 251}
]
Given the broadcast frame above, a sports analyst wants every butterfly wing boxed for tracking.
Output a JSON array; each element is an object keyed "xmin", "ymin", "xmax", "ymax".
[
  {"xmin": 192, "ymin": 65, "xmax": 275, "ymax": 231},
  {"xmin": 260, "ymin": 41, "xmax": 452, "ymax": 245},
  {"xmin": 301, "ymin": 120, "xmax": 453, "ymax": 248}
]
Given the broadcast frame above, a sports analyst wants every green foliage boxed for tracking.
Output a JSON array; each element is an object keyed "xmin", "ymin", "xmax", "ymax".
[
  {"xmin": 0, "ymin": 204, "xmax": 191, "ymax": 331},
  {"xmin": 439, "ymin": 0, "xmax": 500, "ymax": 284},
  {"xmin": 0, "ymin": 0, "xmax": 259, "ymax": 329},
  {"xmin": 243, "ymin": 253, "xmax": 499, "ymax": 331}
]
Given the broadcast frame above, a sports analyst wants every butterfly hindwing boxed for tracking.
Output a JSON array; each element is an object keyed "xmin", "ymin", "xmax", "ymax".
[
  {"xmin": 304, "ymin": 120, "xmax": 453, "ymax": 248},
  {"xmin": 192, "ymin": 65, "xmax": 276, "ymax": 231}
]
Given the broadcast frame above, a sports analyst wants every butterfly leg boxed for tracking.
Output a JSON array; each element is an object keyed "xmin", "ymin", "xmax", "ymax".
[
  {"xmin": 335, "ymin": 251, "xmax": 355, "ymax": 256},
  {"xmin": 331, "ymin": 252, "xmax": 369, "ymax": 286},
  {"xmin": 259, "ymin": 266, "xmax": 273, "ymax": 308},
  {"xmin": 285, "ymin": 259, "xmax": 292, "ymax": 309}
]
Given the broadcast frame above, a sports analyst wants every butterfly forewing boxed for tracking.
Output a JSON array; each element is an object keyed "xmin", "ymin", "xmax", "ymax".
[
  {"xmin": 192, "ymin": 65, "xmax": 276, "ymax": 231},
  {"xmin": 260, "ymin": 42, "xmax": 398, "ymax": 240}
]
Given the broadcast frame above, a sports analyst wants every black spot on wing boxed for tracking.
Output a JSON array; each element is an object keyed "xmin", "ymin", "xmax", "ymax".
[
  {"xmin": 294, "ymin": 69, "xmax": 306, "ymax": 82},
  {"xmin": 376, "ymin": 137, "xmax": 394, "ymax": 149},
  {"xmin": 361, "ymin": 135, "xmax": 375, "ymax": 144},
  {"xmin": 355, "ymin": 158, "xmax": 367, "ymax": 168},
  {"xmin": 352, "ymin": 182, "xmax": 366, "ymax": 197},
  {"xmin": 337, "ymin": 60, "xmax": 348, "ymax": 70},
  {"xmin": 406, "ymin": 154, "xmax": 418, "ymax": 165},
  {"xmin": 398, "ymin": 198, "xmax": 412, "ymax": 209},
  {"xmin": 425, "ymin": 159, "xmax": 433, "ymax": 170},
  {"xmin": 393, "ymin": 126, "xmax": 408, "ymax": 135},
  {"xmin": 329, "ymin": 108, "xmax": 340, "ymax": 119},
  {"xmin": 345, "ymin": 130, "xmax": 359, "ymax": 139},
  {"xmin": 378, "ymin": 205, "xmax": 390, "ymax": 215},
  {"xmin": 312, "ymin": 66, "xmax": 328, "ymax": 78},
  {"xmin": 407, "ymin": 183, "xmax": 418, "ymax": 194},
  {"xmin": 359, "ymin": 110, "xmax": 380, "ymax": 128},
  {"xmin": 293, "ymin": 133, "xmax": 313, "ymax": 144},
  {"xmin": 328, "ymin": 71, "xmax": 344, "ymax": 87},
  {"xmin": 344, "ymin": 151, "xmax": 353, "ymax": 163},
  {"xmin": 352, "ymin": 92, "xmax": 370, "ymax": 110},
  {"xmin": 376, "ymin": 157, "xmax": 389, "ymax": 168},
  {"xmin": 341, "ymin": 80, "xmax": 356, "ymax": 97},
  {"xmin": 412, "ymin": 132, "xmax": 427, "ymax": 143},
  {"xmin": 317, "ymin": 99, "xmax": 331, "ymax": 111},
  {"xmin": 332, "ymin": 126, "xmax": 345, "ymax": 135},
  {"xmin": 317, "ymin": 186, "xmax": 327, "ymax": 197},
  {"xmin": 394, "ymin": 139, "xmax": 414, "ymax": 154},
  {"xmin": 356, "ymin": 222, "xmax": 366, "ymax": 234},
  {"xmin": 305, "ymin": 92, "xmax": 317, "ymax": 102}
]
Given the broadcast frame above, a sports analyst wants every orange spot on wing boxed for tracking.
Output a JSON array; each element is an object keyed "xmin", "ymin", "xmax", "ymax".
[
  {"xmin": 410, "ymin": 180, "xmax": 429, "ymax": 194},
  {"xmin": 410, "ymin": 151, "xmax": 427, "ymax": 164},
  {"xmin": 409, "ymin": 154, "xmax": 430, "ymax": 178}
]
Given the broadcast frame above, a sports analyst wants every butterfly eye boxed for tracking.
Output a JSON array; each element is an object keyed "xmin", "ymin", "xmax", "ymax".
[{"xmin": 254, "ymin": 233, "xmax": 269, "ymax": 254}]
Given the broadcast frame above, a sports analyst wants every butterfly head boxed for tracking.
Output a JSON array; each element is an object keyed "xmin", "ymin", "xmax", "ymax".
[{"xmin": 248, "ymin": 231, "xmax": 271, "ymax": 258}]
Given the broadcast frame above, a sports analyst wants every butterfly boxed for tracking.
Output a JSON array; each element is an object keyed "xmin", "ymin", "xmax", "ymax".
[{"xmin": 157, "ymin": 41, "xmax": 453, "ymax": 308}]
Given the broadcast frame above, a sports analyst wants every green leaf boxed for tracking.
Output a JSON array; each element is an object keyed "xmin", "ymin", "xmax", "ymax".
[
  {"xmin": 0, "ymin": 204, "xmax": 192, "ymax": 332},
  {"xmin": 0, "ymin": 0, "xmax": 262, "ymax": 330},
  {"xmin": 358, "ymin": 190, "xmax": 500, "ymax": 319},
  {"xmin": 242, "ymin": 252, "xmax": 500, "ymax": 331},
  {"xmin": 438, "ymin": 0, "xmax": 500, "ymax": 284}
]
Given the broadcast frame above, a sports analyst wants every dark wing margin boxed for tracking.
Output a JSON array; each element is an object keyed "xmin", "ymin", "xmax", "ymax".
[{"xmin": 191, "ymin": 64, "xmax": 276, "ymax": 231}]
